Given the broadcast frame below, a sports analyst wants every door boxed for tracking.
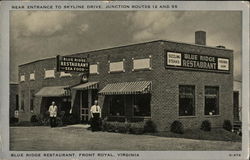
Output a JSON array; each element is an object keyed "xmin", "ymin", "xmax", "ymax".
[{"xmin": 80, "ymin": 91, "xmax": 89, "ymax": 123}]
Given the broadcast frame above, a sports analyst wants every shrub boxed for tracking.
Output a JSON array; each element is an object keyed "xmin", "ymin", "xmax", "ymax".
[
  {"xmin": 129, "ymin": 127, "xmax": 144, "ymax": 134},
  {"xmin": 170, "ymin": 120, "xmax": 184, "ymax": 134},
  {"xmin": 56, "ymin": 117, "xmax": 64, "ymax": 127},
  {"xmin": 223, "ymin": 120, "xmax": 232, "ymax": 131},
  {"xmin": 200, "ymin": 120, "xmax": 211, "ymax": 131},
  {"xmin": 102, "ymin": 121, "xmax": 145, "ymax": 134},
  {"xmin": 36, "ymin": 114, "xmax": 50, "ymax": 126},
  {"xmin": 30, "ymin": 115, "xmax": 38, "ymax": 123},
  {"xmin": 10, "ymin": 117, "xmax": 18, "ymax": 124},
  {"xmin": 144, "ymin": 120, "xmax": 157, "ymax": 133}
]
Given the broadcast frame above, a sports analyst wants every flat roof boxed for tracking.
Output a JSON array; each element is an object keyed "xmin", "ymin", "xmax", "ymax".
[{"xmin": 19, "ymin": 39, "xmax": 233, "ymax": 67}]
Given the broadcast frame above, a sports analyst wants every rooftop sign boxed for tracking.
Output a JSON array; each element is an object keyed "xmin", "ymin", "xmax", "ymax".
[
  {"xmin": 56, "ymin": 55, "xmax": 89, "ymax": 73},
  {"xmin": 166, "ymin": 52, "xmax": 230, "ymax": 73}
]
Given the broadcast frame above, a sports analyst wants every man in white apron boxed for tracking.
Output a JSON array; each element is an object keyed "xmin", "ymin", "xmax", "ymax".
[
  {"xmin": 90, "ymin": 100, "xmax": 101, "ymax": 131},
  {"xmin": 48, "ymin": 101, "xmax": 58, "ymax": 128}
]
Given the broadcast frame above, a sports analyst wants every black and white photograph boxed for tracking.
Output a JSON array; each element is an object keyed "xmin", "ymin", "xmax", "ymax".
[{"xmin": 0, "ymin": 1, "xmax": 249, "ymax": 160}]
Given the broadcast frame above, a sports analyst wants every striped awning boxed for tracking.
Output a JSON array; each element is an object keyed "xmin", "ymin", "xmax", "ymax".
[
  {"xmin": 99, "ymin": 81, "xmax": 151, "ymax": 95},
  {"xmin": 35, "ymin": 86, "xmax": 70, "ymax": 97},
  {"xmin": 72, "ymin": 82, "xmax": 99, "ymax": 90}
]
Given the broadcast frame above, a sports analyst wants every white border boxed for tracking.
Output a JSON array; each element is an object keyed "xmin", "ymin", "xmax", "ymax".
[{"xmin": 0, "ymin": 1, "xmax": 249, "ymax": 160}]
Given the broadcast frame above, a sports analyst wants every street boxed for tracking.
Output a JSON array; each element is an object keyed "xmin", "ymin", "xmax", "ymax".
[{"xmin": 10, "ymin": 125, "xmax": 241, "ymax": 151}]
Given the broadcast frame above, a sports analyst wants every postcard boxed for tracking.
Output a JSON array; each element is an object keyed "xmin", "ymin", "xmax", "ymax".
[{"xmin": 0, "ymin": 1, "xmax": 249, "ymax": 160}]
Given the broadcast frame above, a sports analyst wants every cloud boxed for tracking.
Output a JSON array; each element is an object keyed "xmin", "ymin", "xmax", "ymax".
[
  {"xmin": 127, "ymin": 11, "xmax": 181, "ymax": 41},
  {"xmin": 78, "ymin": 24, "xmax": 89, "ymax": 34},
  {"xmin": 234, "ymin": 50, "xmax": 242, "ymax": 81},
  {"xmin": 12, "ymin": 11, "xmax": 77, "ymax": 37}
]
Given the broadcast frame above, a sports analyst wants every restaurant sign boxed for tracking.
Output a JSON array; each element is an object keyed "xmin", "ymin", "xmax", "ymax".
[
  {"xmin": 166, "ymin": 52, "xmax": 229, "ymax": 73},
  {"xmin": 56, "ymin": 55, "xmax": 89, "ymax": 73}
]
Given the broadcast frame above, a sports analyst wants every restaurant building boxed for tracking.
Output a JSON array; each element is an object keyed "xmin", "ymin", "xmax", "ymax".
[{"xmin": 17, "ymin": 31, "xmax": 234, "ymax": 131}]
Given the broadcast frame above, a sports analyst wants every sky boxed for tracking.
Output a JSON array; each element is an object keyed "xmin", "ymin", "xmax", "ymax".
[{"xmin": 10, "ymin": 11, "xmax": 242, "ymax": 82}]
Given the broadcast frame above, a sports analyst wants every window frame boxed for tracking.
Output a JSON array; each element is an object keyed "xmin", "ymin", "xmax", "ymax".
[
  {"xmin": 108, "ymin": 95, "xmax": 126, "ymax": 117},
  {"xmin": 44, "ymin": 69, "xmax": 55, "ymax": 79},
  {"xmin": 132, "ymin": 94, "xmax": 151, "ymax": 118},
  {"xmin": 89, "ymin": 62, "xmax": 99, "ymax": 75},
  {"xmin": 132, "ymin": 55, "xmax": 152, "ymax": 71},
  {"xmin": 204, "ymin": 86, "xmax": 220, "ymax": 116},
  {"xmin": 178, "ymin": 85, "xmax": 196, "ymax": 117},
  {"xmin": 20, "ymin": 75, "xmax": 25, "ymax": 82},
  {"xmin": 108, "ymin": 59, "xmax": 125, "ymax": 73},
  {"xmin": 29, "ymin": 72, "xmax": 35, "ymax": 81}
]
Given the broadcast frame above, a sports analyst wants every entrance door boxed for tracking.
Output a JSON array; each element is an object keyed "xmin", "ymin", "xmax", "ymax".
[
  {"xmin": 80, "ymin": 90, "xmax": 99, "ymax": 123},
  {"xmin": 80, "ymin": 91, "xmax": 89, "ymax": 123}
]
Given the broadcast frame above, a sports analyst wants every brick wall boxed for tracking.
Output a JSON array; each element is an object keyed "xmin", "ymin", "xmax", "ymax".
[{"xmin": 18, "ymin": 40, "xmax": 233, "ymax": 131}]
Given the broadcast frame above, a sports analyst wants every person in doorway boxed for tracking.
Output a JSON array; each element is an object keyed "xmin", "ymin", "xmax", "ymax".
[
  {"xmin": 90, "ymin": 100, "xmax": 101, "ymax": 131},
  {"xmin": 48, "ymin": 101, "xmax": 58, "ymax": 128}
]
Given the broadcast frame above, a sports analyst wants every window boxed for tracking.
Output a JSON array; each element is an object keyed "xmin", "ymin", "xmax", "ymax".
[
  {"xmin": 15, "ymin": 95, "xmax": 19, "ymax": 110},
  {"xmin": 133, "ymin": 94, "xmax": 151, "ymax": 117},
  {"xmin": 109, "ymin": 95, "xmax": 125, "ymax": 116},
  {"xmin": 90, "ymin": 63, "xmax": 99, "ymax": 74},
  {"xmin": 21, "ymin": 91, "xmax": 25, "ymax": 111},
  {"xmin": 44, "ymin": 69, "xmax": 55, "ymax": 78},
  {"xmin": 30, "ymin": 73, "xmax": 35, "ymax": 80},
  {"xmin": 30, "ymin": 90, "xmax": 35, "ymax": 112},
  {"xmin": 132, "ymin": 57, "xmax": 152, "ymax": 71},
  {"xmin": 20, "ymin": 75, "xmax": 25, "ymax": 82},
  {"xmin": 60, "ymin": 71, "xmax": 72, "ymax": 77},
  {"xmin": 179, "ymin": 85, "xmax": 195, "ymax": 116},
  {"xmin": 205, "ymin": 86, "xmax": 219, "ymax": 115},
  {"xmin": 109, "ymin": 60, "xmax": 124, "ymax": 73}
]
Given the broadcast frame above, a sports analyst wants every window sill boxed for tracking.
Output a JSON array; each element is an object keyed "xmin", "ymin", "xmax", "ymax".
[
  {"xmin": 29, "ymin": 79, "xmax": 35, "ymax": 81},
  {"xmin": 44, "ymin": 76, "xmax": 55, "ymax": 79},
  {"xmin": 108, "ymin": 71, "xmax": 125, "ymax": 74},
  {"xmin": 132, "ymin": 68, "xmax": 152, "ymax": 72},
  {"xmin": 178, "ymin": 116, "xmax": 197, "ymax": 119},
  {"xmin": 132, "ymin": 116, "xmax": 151, "ymax": 118},
  {"xmin": 204, "ymin": 115, "xmax": 220, "ymax": 118}
]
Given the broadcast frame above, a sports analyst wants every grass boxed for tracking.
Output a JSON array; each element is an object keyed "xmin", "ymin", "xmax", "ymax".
[
  {"xmin": 152, "ymin": 128, "xmax": 241, "ymax": 142},
  {"xmin": 10, "ymin": 126, "xmax": 241, "ymax": 151}
]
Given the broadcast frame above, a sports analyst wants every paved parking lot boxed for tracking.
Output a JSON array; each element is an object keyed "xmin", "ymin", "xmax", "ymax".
[{"xmin": 10, "ymin": 125, "xmax": 241, "ymax": 151}]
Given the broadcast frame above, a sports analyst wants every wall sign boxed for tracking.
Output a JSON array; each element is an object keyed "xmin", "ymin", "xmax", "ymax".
[
  {"xmin": 166, "ymin": 52, "xmax": 230, "ymax": 73},
  {"xmin": 57, "ymin": 55, "xmax": 89, "ymax": 73}
]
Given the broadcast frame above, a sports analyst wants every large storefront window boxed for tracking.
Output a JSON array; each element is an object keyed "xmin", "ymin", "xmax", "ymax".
[
  {"xmin": 205, "ymin": 86, "xmax": 219, "ymax": 115},
  {"xmin": 109, "ymin": 95, "xmax": 125, "ymax": 116},
  {"xmin": 179, "ymin": 85, "xmax": 195, "ymax": 116},
  {"xmin": 133, "ymin": 94, "xmax": 151, "ymax": 116}
]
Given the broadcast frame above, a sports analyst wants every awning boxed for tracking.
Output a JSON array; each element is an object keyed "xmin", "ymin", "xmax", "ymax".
[
  {"xmin": 72, "ymin": 82, "xmax": 99, "ymax": 90},
  {"xmin": 99, "ymin": 81, "xmax": 151, "ymax": 95},
  {"xmin": 35, "ymin": 86, "xmax": 70, "ymax": 97}
]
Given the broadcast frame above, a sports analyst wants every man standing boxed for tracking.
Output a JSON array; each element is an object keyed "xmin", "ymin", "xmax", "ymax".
[
  {"xmin": 48, "ymin": 101, "xmax": 58, "ymax": 128},
  {"xmin": 90, "ymin": 100, "xmax": 101, "ymax": 131}
]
